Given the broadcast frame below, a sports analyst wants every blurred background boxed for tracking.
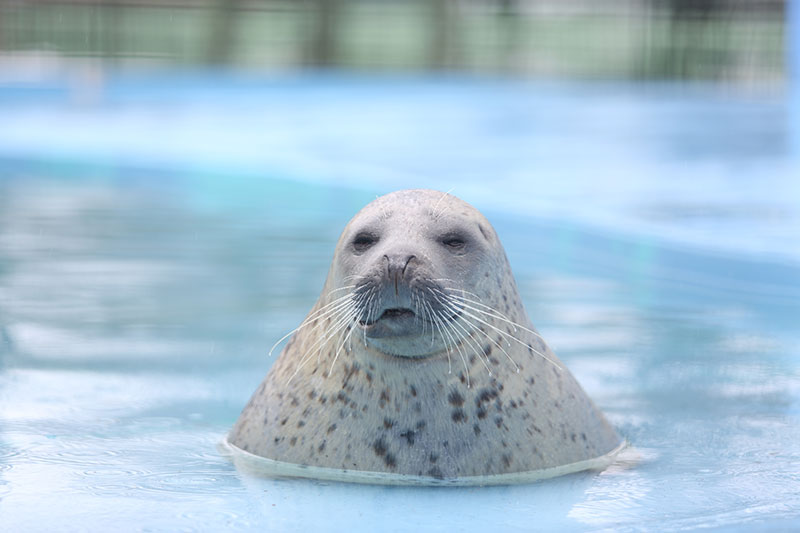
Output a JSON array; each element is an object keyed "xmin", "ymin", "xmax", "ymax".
[
  {"xmin": 0, "ymin": 0, "xmax": 789, "ymax": 80},
  {"xmin": 1, "ymin": 1, "xmax": 799, "ymax": 532}
]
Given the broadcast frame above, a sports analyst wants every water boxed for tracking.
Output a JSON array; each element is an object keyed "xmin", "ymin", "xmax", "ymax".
[{"xmin": 1, "ymin": 75, "xmax": 799, "ymax": 531}]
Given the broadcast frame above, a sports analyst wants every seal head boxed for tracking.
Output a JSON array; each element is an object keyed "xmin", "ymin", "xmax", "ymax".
[{"xmin": 228, "ymin": 190, "xmax": 622, "ymax": 483}]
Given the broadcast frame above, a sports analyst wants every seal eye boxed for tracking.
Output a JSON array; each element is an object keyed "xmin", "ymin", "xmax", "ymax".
[
  {"xmin": 441, "ymin": 234, "xmax": 467, "ymax": 251},
  {"xmin": 353, "ymin": 232, "xmax": 378, "ymax": 253}
]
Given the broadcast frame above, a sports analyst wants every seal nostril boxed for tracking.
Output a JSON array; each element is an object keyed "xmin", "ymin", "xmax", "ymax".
[
  {"xmin": 402, "ymin": 255, "xmax": 416, "ymax": 275},
  {"xmin": 386, "ymin": 253, "xmax": 416, "ymax": 281}
]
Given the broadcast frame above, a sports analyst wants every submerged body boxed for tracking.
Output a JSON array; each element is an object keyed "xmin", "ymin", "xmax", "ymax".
[{"xmin": 228, "ymin": 190, "xmax": 621, "ymax": 483}]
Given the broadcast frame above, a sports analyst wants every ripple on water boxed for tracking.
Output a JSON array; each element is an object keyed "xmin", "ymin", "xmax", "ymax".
[
  {"xmin": 86, "ymin": 469, "xmax": 240, "ymax": 498},
  {"xmin": 0, "ymin": 444, "xmax": 23, "ymax": 472}
]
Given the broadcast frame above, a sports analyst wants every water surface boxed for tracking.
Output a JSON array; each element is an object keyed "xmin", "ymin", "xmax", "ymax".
[{"xmin": 1, "ymin": 76, "xmax": 799, "ymax": 531}]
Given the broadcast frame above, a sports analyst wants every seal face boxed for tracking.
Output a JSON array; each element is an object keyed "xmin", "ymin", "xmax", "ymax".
[{"xmin": 228, "ymin": 189, "xmax": 622, "ymax": 483}]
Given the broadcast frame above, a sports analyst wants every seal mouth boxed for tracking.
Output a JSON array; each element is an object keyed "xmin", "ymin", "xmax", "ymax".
[{"xmin": 359, "ymin": 307, "xmax": 416, "ymax": 327}]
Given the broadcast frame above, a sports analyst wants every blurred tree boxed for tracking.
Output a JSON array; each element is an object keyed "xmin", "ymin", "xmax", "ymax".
[
  {"xmin": 311, "ymin": 0, "xmax": 341, "ymax": 67},
  {"xmin": 207, "ymin": 0, "xmax": 241, "ymax": 65}
]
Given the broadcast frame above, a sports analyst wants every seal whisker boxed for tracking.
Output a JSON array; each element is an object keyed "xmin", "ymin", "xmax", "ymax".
[
  {"xmin": 431, "ymin": 188, "xmax": 454, "ymax": 221},
  {"xmin": 434, "ymin": 292, "xmax": 520, "ymax": 373},
  {"xmin": 432, "ymin": 306, "xmax": 470, "ymax": 388},
  {"xmin": 361, "ymin": 289, "xmax": 377, "ymax": 345},
  {"xmin": 458, "ymin": 313, "xmax": 520, "ymax": 373},
  {"xmin": 288, "ymin": 301, "xmax": 361, "ymax": 383},
  {"xmin": 317, "ymin": 290, "xmax": 370, "ymax": 363},
  {"xmin": 421, "ymin": 299, "xmax": 437, "ymax": 347},
  {"xmin": 328, "ymin": 324, "xmax": 355, "ymax": 377},
  {"xmin": 268, "ymin": 292, "xmax": 358, "ymax": 356},
  {"xmin": 441, "ymin": 291, "xmax": 547, "ymax": 341},
  {"xmin": 327, "ymin": 285, "xmax": 357, "ymax": 296},
  {"xmin": 423, "ymin": 300, "xmax": 450, "ymax": 372},
  {"xmin": 413, "ymin": 292, "xmax": 426, "ymax": 339},
  {"xmin": 449, "ymin": 314, "xmax": 494, "ymax": 377},
  {"xmin": 453, "ymin": 305, "xmax": 560, "ymax": 369},
  {"xmin": 432, "ymin": 281, "xmax": 481, "ymax": 300},
  {"xmin": 427, "ymin": 288, "xmax": 493, "ymax": 376},
  {"xmin": 295, "ymin": 293, "xmax": 365, "ymax": 370},
  {"xmin": 430, "ymin": 287, "xmax": 560, "ymax": 368}
]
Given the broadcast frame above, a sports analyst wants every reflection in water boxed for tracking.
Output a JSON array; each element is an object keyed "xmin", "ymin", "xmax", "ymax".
[{"xmin": 0, "ymin": 169, "xmax": 798, "ymax": 530}]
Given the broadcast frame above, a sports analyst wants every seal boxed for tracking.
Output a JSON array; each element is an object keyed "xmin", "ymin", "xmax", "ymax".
[{"xmin": 226, "ymin": 189, "xmax": 623, "ymax": 485}]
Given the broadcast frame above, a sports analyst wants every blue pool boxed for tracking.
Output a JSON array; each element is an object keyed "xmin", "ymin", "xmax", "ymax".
[{"xmin": 0, "ymin": 75, "xmax": 799, "ymax": 531}]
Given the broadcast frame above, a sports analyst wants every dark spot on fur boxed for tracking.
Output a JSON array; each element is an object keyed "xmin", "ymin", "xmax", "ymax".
[
  {"xmin": 429, "ymin": 453, "xmax": 439, "ymax": 463},
  {"xmin": 319, "ymin": 395, "xmax": 328, "ymax": 405},
  {"xmin": 581, "ymin": 432, "xmax": 587, "ymax": 441},
  {"xmin": 428, "ymin": 467, "xmax": 444, "ymax": 480},
  {"xmin": 308, "ymin": 390, "xmax": 317, "ymax": 400},
  {"xmin": 495, "ymin": 416, "xmax": 503, "ymax": 428},
  {"xmin": 416, "ymin": 420, "xmax": 427, "ymax": 430},
  {"xmin": 571, "ymin": 433, "xmax": 577, "ymax": 442},
  {"xmin": 384, "ymin": 453, "xmax": 397, "ymax": 468},
  {"xmin": 373, "ymin": 437, "xmax": 387, "ymax": 456},
  {"xmin": 383, "ymin": 417, "xmax": 395, "ymax": 429},
  {"xmin": 342, "ymin": 362, "xmax": 360, "ymax": 387},
  {"xmin": 327, "ymin": 424, "xmax": 337, "ymax": 434},
  {"xmin": 290, "ymin": 436, "xmax": 297, "ymax": 446},
  {"xmin": 379, "ymin": 389, "xmax": 390, "ymax": 408},
  {"xmin": 319, "ymin": 440, "xmax": 326, "ymax": 452},
  {"xmin": 473, "ymin": 424, "xmax": 481, "ymax": 436},
  {"xmin": 366, "ymin": 372, "xmax": 373, "ymax": 383},
  {"xmin": 410, "ymin": 385, "xmax": 417, "ymax": 397},
  {"xmin": 483, "ymin": 345, "xmax": 492, "ymax": 357},
  {"xmin": 452, "ymin": 409, "xmax": 467, "ymax": 423},
  {"xmin": 448, "ymin": 390, "xmax": 465, "ymax": 407},
  {"xmin": 399, "ymin": 430, "xmax": 416, "ymax": 445},
  {"xmin": 290, "ymin": 396, "xmax": 299, "ymax": 407},
  {"xmin": 280, "ymin": 417, "xmax": 288, "ymax": 426},
  {"xmin": 477, "ymin": 407, "xmax": 487, "ymax": 419},
  {"xmin": 502, "ymin": 454, "xmax": 512, "ymax": 468},
  {"xmin": 476, "ymin": 388, "xmax": 499, "ymax": 407},
  {"xmin": 297, "ymin": 420, "xmax": 306, "ymax": 428}
]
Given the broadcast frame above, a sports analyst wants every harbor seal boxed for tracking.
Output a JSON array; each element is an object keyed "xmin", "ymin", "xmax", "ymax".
[{"xmin": 226, "ymin": 189, "xmax": 623, "ymax": 485}]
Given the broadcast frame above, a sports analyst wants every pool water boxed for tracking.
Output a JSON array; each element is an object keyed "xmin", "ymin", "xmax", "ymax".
[{"xmin": 0, "ymin": 76, "xmax": 799, "ymax": 531}]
